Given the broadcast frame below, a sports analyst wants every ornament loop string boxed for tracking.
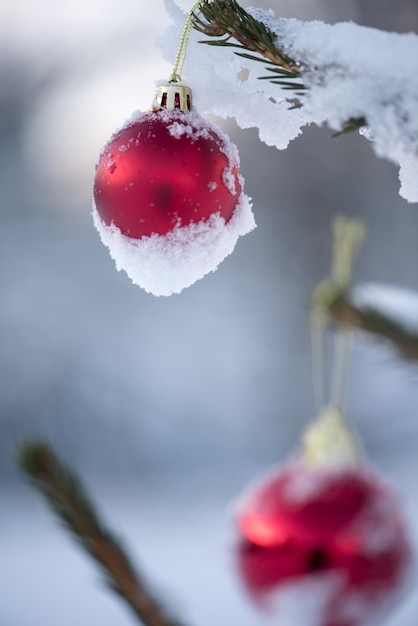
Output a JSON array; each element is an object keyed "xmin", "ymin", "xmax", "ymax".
[
  {"xmin": 310, "ymin": 217, "xmax": 365, "ymax": 415},
  {"xmin": 329, "ymin": 218, "xmax": 365, "ymax": 412},
  {"xmin": 310, "ymin": 307, "xmax": 327, "ymax": 415},
  {"xmin": 170, "ymin": 1, "xmax": 203, "ymax": 81},
  {"xmin": 331, "ymin": 217, "xmax": 365, "ymax": 289}
]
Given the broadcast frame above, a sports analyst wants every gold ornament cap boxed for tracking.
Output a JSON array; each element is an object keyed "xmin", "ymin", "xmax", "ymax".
[
  {"xmin": 302, "ymin": 405, "xmax": 360, "ymax": 468},
  {"xmin": 153, "ymin": 79, "xmax": 192, "ymax": 112}
]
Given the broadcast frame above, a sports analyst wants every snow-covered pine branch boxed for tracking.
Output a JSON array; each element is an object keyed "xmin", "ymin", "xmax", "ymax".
[
  {"xmin": 161, "ymin": 0, "xmax": 418, "ymax": 203},
  {"xmin": 328, "ymin": 283, "xmax": 418, "ymax": 361}
]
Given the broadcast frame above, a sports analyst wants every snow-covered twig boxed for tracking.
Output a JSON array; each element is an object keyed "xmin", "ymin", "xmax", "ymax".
[{"xmin": 321, "ymin": 284, "xmax": 418, "ymax": 361}]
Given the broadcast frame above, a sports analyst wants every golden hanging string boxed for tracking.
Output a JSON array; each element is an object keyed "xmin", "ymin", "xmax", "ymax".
[
  {"xmin": 154, "ymin": 1, "xmax": 203, "ymax": 112},
  {"xmin": 310, "ymin": 217, "xmax": 365, "ymax": 415}
]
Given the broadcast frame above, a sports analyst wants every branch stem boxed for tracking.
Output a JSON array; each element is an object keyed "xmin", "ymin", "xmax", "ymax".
[{"xmin": 18, "ymin": 441, "xmax": 186, "ymax": 626}]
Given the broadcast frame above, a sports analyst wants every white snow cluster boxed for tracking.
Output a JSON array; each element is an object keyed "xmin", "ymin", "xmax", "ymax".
[
  {"xmin": 352, "ymin": 283, "xmax": 418, "ymax": 333},
  {"xmin": 93, "ymin": 193, "xmax": 255, "ymax": 296},
  {"xmin": 267, "ymin": 575, "xmax": 341, "ymax": 626},
  {"xmin": 161, "ymin": 1, "xmax": 418, "ymax": 202},
  {"xmin": 265, "ymin": 550, "xmax": 410, "ymax": 626},
  {"xmin": 267, "ymin": 573, "xmax": 407, "ymax": 626}
]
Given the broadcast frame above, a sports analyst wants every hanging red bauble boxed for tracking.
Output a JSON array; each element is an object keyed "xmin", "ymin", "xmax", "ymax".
[
  {"xmin": 93, "ymin": 81, "xmax": 254, "ymax": 296},
  {"xmin": 234, "ymin": 412, "xmax": 412, "ymax": 626},
  {"xmin": 94, "ymin": 110, "xmax": 242, "ymax": 239}
]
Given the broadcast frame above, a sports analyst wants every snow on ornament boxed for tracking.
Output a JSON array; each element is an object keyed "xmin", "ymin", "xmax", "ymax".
[
  {"xmin": 234, "ymin": 407, "xmax": 413, "ymax": 626},
  {"xmin": 93, "ymin": 79, "xmax": 255, "ymax": 296}
]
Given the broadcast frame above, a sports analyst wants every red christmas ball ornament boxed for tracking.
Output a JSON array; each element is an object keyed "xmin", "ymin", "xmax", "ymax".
[
  {"xmin": 94, "ymin": 110, "xmax": 241, "ymax": 240},
  {"xmin": 93, "ymin": 81, "xmax": 254, "ymax": 296},
  {"xmin": 234, "ymin": 408, "xmax": 413, "ymax": 626}
]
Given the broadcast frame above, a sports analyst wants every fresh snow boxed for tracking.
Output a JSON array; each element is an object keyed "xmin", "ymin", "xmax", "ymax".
[
  {"xmin": 92, "ymin": 192, "xmax": 255, "ymax": 296},
  {"xmin": 267, "ymin": 575, "xmax": 342, "ymax": 626},
  {"xmin": 161, "ymin": 1, "xmax": 418, "ymax": 203}
]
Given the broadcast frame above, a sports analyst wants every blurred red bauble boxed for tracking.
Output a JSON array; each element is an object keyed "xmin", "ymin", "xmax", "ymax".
[
  {"xmin": 93, "ymin": 108, "xmax": 242, "ymax": 239},
  {"xmin": 235, "ymin": 461, "xmax": 412, "ymax": 626}
]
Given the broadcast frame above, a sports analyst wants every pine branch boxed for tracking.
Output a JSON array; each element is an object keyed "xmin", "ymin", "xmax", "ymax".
[
  {"xmin": 191, "ymin": 0, "xmax": 372, "ymax": 131},
  {"xmin": 18, "ymin": 441, "xmax": 187, "ymax": 626},
  {"xmin": 332, "ymin": 117, "xmax": 367, "ymax": 137},
  {"xmin": 191, "ymin": 0, "xmax": 305, "ymax": 91},
  {"xmin": 191, "ymin": 2, "xmax": 375, "ymax": 132},
  {"xmin": 313, "ymin": 283, "xmax": 418, "ymax": 361}
]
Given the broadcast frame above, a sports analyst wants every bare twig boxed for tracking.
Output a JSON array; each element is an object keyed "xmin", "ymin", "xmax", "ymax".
[{"xmin": 18, "ymin": 441, "xmax": 187, "ymax": 626}]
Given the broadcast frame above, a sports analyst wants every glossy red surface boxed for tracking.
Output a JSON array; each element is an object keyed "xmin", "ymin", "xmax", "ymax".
[
  {"xmin": 93, "ymin": 110, "xmax": 241, "ymax": 238},
  {"xmin": 236, "ymin": 463, "xmax": 411, "ymax": 626}
]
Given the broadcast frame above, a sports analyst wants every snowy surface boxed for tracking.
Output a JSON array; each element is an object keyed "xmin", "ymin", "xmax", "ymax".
[
  {"xmin": 161, "ymin": 1, "xmax": 418, "ymax": 203},
  {"xmin": 267, "ymin": 576, "xmax": 341, "ymax": 626},
  {"xmin": 93, "ymin": 193, "xmax": 255, "ymax": 297},
  {"xmin": 352, "ymin": 283, "xmax": 418, "ymax": 333}
]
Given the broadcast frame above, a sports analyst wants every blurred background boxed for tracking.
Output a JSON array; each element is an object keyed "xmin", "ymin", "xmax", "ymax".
[{"xmin": 1, "ymin": 1, "xmax": 418, "ymax": 625}]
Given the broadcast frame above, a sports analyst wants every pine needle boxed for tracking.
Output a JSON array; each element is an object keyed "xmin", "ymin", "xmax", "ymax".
[{"xmin": 191, "ymin": 0, "xmax": 305, "ymax": 90}]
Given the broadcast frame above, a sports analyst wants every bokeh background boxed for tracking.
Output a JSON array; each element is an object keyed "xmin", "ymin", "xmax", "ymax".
[{"xmin": 1, "ymin": 1, "xmax": 418, "ymax": 625}]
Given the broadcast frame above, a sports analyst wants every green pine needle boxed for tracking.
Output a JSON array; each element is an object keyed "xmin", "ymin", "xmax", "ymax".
[
  {"xmin": 192, "ymin": 1, "xmax": 372, "ymax": 135},
  {"xmin": 332, "ymin": 117, "xmax": 367, "ymax": 137},
  {"xmin": 191, "ymin": 0, "xmax": 305, "ymax": 91}
]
